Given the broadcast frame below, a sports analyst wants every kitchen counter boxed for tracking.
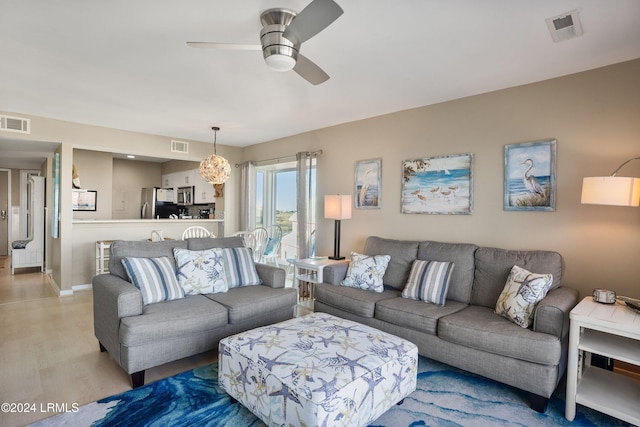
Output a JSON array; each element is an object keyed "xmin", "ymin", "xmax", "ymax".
[{"xmin": 72, "ymin": 218, "xmax": 225, "ymax": 287}]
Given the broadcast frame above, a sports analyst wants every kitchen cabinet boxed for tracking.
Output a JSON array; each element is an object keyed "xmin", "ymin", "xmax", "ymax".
[
  {"xmin": 162, "ymin": 170, "xmax": 195, "ymax": 188},
  {"xmin": 163, "ymin": 169, "xmax": 216, "ymax": 204},
  {"xmin": 193, "ymin": 178, "xmax": 216, "ymax": 204}
]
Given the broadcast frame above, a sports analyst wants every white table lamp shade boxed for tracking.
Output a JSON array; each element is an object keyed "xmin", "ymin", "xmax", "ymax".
[{"xmin": 324, "ymin": 195, "xmax": 352, "ymax": 219}]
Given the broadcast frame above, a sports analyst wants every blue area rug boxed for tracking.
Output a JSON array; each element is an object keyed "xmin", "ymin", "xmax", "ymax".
[{"xmin": 32, "ymin": 357, "xmax": 628, "ymax": 426}]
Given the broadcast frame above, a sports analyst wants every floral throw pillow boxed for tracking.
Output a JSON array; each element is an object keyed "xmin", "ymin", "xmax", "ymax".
[
  {"xmin": 495, "ymin": 265, "xmax": 553, "ymax": 328},
  {"xmin": 340, "ymin": 252, "xmax": 391, "ymax": 293},
  {"xmin": 173, "ymin": 248, "xmax": 228, "ymax": 295}
]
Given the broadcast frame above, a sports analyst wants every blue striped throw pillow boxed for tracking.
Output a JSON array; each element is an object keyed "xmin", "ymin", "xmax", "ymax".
[
  {"xmin": 222, "ymin": 247, "xmax": 262, "ymax": 288},
  {"xmin": 121, "ymin": 256, "xmax": 184, "ymax": 305},
  {"xmin": 402, "ymin": 260, "xmax": 454, "ymax": 306}
]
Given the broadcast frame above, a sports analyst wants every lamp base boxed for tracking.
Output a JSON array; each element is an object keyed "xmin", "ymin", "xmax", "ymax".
[{"xmin": 328, "ymin": 256, "xmax": 345, "ymax": 260}]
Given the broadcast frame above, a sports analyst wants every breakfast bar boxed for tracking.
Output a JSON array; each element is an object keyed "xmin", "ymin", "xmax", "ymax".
[{"xmin": 72, "ymin": 219, "xmax": 224, "ymax": 287}]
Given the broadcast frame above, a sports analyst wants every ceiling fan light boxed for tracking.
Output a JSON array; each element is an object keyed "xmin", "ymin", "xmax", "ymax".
[{"xmin": 265, "ymin": 54, "xmax": 296, "ymax": 72}]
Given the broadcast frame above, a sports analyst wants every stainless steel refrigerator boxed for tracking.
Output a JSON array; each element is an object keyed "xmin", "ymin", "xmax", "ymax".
[{"xmin": 141, "ymin": 188, "xmax": 178, "ymax": 219}]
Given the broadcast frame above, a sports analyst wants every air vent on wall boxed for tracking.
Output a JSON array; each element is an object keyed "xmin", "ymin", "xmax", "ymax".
[
  {"xmin": 171, "ymin": 140, "xmax": 189, "ymax": 154},
  {"xmin": 546, "ymin": 9, "xmax": 583, "ymax": 43},
  {"xmin": 0, "ymin": 115, "xmax": 30, "ymax": 134}
]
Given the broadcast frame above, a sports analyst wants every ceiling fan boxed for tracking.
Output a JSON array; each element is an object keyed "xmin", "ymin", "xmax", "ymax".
[{"xmin": 187, "ymin": 0, "xmax": 343, "ymax": 85}]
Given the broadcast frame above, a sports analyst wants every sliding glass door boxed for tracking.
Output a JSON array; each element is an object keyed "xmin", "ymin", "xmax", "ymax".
[{"xmin": 255, "ymin": 160, "xmax": 316, "ymax": 261}]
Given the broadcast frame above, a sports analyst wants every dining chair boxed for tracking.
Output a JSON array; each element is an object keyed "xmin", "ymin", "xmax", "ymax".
[
  {"xmin": 262, "ymin": 225, "xmax": 283, "ymax": 267},
  {"xmin": 250, "ymin": 227, "xmax": 269, "ymax": 262},
  {"xmin": 181, "ymin": 226, "xmax": 215, "ymax": 240}
]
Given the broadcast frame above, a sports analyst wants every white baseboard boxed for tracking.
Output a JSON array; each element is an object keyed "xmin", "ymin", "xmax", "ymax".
[{"xmin": 48, "ymin": 275, "xmax": 92, "ymax": 297}]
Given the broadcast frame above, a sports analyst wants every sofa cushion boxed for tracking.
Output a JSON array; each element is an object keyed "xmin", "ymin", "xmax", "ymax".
[
  {"xmin": 341, "ymin": 252, "xmax": 391, "ymax": 292},
  {"xmin": 173, "ymin": 248, "xmax": 228, "ymax": 295},
  {"xmin": 314, "ymin": 283, "xmax": 401, "ymax": 318},
  {"xmin": 109, "ymin": 240, "xmax": 188, "ymax": 281},
  {"xmin": 120, "ymin": 295, "xmax": 228, "ymax": 346},
  {"xmin": 206, "ymin": 285, "xmax": 297, "ymax": 324},
  {"xmin": 363, "ymin": 236, "xmax": 419, "ymax": 290},
  {"xmin": 187, "ymin": 236, "xmax": 244, "ymax": 251},
  {"xmin": 402, "ymin": 260, "xmax": 454, "ymax": 306},
  {"xmin": 121, "ymin": 256, "xmax": 184, "ymax": 305},
  {"xmin": 495, "ymin": 265, "xmax": 553, "ymax": 328},
  {"xmin": 417, "ymin": 241, "xmax": 478, "ymax": 304},
  {"xmin": 221, "ymin": 247, "xmax": 262, "ymax": 288},
  {"xmin": 471, "ymin": 247, "xmax": 563, "ymax": 309},
  {"xmin": 375, "ymin": 297, "xmax": 467, "ymax": 335},
  {"xmin": 437, "ymin": 305, "xmax": 561, "ymax": 365}
]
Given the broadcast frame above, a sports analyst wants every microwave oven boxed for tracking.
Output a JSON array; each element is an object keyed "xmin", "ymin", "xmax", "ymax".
[{"xmin": 176, "ymin": 186, "xmax": 193, "ymax": 206}]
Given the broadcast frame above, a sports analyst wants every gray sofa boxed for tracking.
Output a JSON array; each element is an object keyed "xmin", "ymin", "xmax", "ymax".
[
  {"xmin": 93, "ymin": 236, "xmax": 297, "ymax": 388},
  {"xmin": 314, "ymin": 236, "xmax": 579, "ymax": 412}
]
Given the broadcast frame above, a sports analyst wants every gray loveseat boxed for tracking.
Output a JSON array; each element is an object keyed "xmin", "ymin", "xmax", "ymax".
[
  {"xmin": 314, "ymin": 236, "xmax": 579, "ymax": 412},
  {"xmin": 93, "ymin": 236, "xmax": 297, "ymax": 388}
]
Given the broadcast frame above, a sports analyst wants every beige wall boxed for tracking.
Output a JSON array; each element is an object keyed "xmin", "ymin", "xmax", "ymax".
[
  {"xmin": 112, "ymin": 158, "xmax": 162, "ymax": 220},
  {"xmin": 243, "ymin": 59, "xmax": 640, "ymax": 300}
]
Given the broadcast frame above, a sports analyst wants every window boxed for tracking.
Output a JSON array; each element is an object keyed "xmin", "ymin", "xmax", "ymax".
[{"xmin": 255, "ymin": 160, "xmax": 316, "ymax": 260}]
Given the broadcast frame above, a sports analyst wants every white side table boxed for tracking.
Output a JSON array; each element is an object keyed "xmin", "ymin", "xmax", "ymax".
[
  {"xmin": 293, "ymin": 257, "xmax": 344, "ymax": 303},
  {"xmin": 565, "ymin": 296, "xmax": 640, "ymax": 424}
]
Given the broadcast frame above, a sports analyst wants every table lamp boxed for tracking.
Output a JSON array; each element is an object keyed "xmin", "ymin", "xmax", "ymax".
[{"xmin": 324, "ymin": 195, "xmax": 352, "ymax": 260}]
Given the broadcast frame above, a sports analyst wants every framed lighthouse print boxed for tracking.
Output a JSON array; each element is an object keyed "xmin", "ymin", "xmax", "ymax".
[{"xmin": 504, "ymin": 139, "xmax": 556, "ymax": 211}]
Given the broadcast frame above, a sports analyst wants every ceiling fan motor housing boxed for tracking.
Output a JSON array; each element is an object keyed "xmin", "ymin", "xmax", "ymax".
[{"xmin": 259, "ymin": 8, "xmax": 299, "ymax": 71}]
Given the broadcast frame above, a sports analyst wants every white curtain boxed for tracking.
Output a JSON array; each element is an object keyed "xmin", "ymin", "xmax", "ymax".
[
  {"xmin": 296, "ymin": 152, "xmax": 317, "ymax": 260},
  {"xmin": 239, "ymin": 161, "xmax": 256, "ymax": 231}
]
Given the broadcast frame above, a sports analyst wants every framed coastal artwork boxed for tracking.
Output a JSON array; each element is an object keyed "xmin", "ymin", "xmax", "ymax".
[
  {"xmin": 355, "ymin": 158, "xmax": 381, "ymax": 209},
  {"xmin": 401, "ymin": 153, "xmax": 473, "ymax": 215},
  {"xmin": 504, "ymin": 139, "xmax": 556, "ymax": 211}
]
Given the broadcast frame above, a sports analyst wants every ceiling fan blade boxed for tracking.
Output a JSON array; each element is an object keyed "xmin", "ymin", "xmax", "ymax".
[
  {"xmin": 186, "ymin": 42, "xmax": 261, "ymax": 50},
  {"xmin": 283, "ymin": 0, "xmax": 343, "ymax": 44},
  {"xmin": 293, "ymin": 54, "xmax": 329, "ymax": 85}
]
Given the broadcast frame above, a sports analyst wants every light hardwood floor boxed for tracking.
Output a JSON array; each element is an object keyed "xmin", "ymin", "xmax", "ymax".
[{"xmin": 0, "ymin": 257, "xmax": 215, "ymax": 427}]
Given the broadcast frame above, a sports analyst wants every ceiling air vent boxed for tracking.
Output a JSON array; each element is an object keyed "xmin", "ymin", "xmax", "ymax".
[
  {"xmin": 0, "ymin": 115, "xmax": 30, "ymax": 134},
  {"xmin": 171, "ymin": 140, "xmax": 189, "ymax": 154},
  {"xmin": 546, "ymin": 9, "xmax": 583, "ymax": 43}
]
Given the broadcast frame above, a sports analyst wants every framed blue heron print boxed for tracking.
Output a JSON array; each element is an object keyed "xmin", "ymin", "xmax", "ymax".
[
  {"xmin": 504, "ymin": 139, "xmax": 556, "ymax": 211},
  {"xmin": 355, "ymin": 158, "xmax": 382, "ymax": 209}
]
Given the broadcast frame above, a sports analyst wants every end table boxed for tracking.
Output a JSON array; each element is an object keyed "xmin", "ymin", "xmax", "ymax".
[
  {"xmin": 292, "ymin": 257, "xmax": 345, "ymax": 304},
  {"xmin": 565, "ymin": 296, "xmax": 640, "ymax": 424}
]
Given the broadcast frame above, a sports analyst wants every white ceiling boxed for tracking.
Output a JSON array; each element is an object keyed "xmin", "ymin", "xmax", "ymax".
[{"xmin": 1, "ymin": 0, "xmax": 639, "ymax": 162}]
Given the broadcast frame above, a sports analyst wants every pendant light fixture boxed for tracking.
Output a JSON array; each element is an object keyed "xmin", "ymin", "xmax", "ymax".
[{"xmin": 198, "ymin": 126, "xmax": 231, "ymax": 185}]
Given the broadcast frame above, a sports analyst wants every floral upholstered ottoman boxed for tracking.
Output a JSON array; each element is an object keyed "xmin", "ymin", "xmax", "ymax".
[{"xmin": 219, "ymin": 312, "xmax": 418, "ymax": 427}]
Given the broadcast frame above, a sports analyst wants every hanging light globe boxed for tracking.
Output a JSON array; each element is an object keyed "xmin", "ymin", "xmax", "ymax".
[{"xmin": 198, "ymin": 127, "xmax": 231, "ymax": 184}]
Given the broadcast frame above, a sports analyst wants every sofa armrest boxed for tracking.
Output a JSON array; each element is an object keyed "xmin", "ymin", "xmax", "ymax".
[
  {"xmin": 322, "ymin": 260, "xmax": 350, "ymax": 285},
  {"xmin": 533, "ymin": 286, "xmax": 580, "ymax": 339},
  {"xmin": 92, "ymin": 273, "xmax": 143, "ymax": 358},
  {"xmin": 255, "ymin": 263, "xmax": 286, "ymax": 288}
]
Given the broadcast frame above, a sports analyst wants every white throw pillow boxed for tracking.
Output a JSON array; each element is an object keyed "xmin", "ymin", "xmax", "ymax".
[
  {"xmin": 121, "ymin": 256, "xmax": 184, "ymax": 305},
  {"xmin": 402, "ymin": 260, "xmax": 454, "ymax": 306},
  {"xmin": 173, "ymin": 248, "xmax": 228, "ymax": 295},
  {"xmin": 495, "ymin": 265, "xmax": 553, "ymax": 328},
  {"xmin": 340, "ymin": 251, "xmax": 391, "ymax": 293}
]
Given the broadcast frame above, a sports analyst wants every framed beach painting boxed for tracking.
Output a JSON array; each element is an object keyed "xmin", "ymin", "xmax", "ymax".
[
  {"xmin": 504, "ymin": 139, "xmax": 556, "ymax": 211},
  {"xmin": 355, "ymin": 158, "xmax": 381, "ymax": 209},
  {"xmin": 402, "ymin": 153, "xmax": 473, "ymax": 214}
]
